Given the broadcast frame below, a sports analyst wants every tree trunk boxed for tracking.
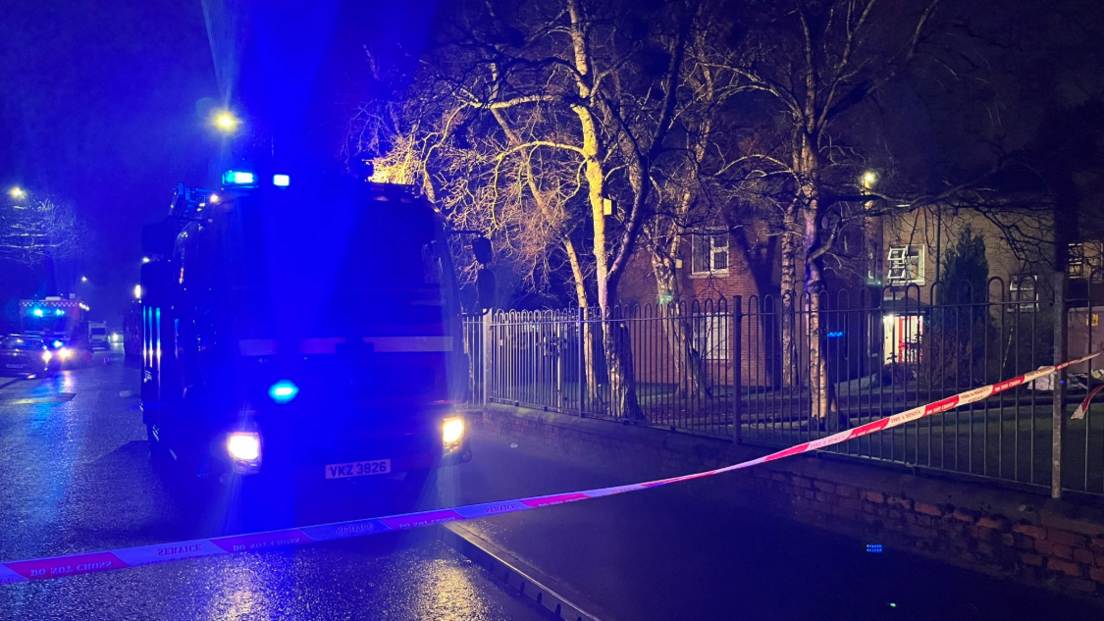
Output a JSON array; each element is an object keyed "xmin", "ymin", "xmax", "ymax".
[
  {"xmin": 564, "ymin": 238, "xmax": 600, "ymax": 410},
  {"xmin": 799, "ymin": 171, "xmax": 836, "ymax": 424},
  {"xmin": 806, "ymin": 255, "xmax": 836, "ymax": 424},
  {"xmin": 568, "ymin": 1, "xmax": 642, "ymax": 421},
  {"xmin": 779, "ymin": 132, "xmax": 837, "ymax": 424},
  {"xmin": 779, "ymin": 205, "xmax": 802, "ymax": 389},
  {"xmin": 650, "ymin": 244, "xmax": 710, "ymax": 400},
  {"xmin": 602, "ymin": 311, "xmax": 643, "ymax": 420}
]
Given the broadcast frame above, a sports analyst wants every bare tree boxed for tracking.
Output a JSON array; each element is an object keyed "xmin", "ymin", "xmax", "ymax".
[
  {"xmin": 0, "ymin": 196, "xmax": 83, "ymax": 266},
  {"xmin": 350, "ymin": 0, "xmax": 710, "ymax": 419},
  {"xmin": 710, "ymin": 0, "xmax": 945, "ymax": 424}
]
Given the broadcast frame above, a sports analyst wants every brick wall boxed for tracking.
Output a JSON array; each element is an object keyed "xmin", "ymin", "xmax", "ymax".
[
  {"xmin": 477, "ymin": 404, "xmax": 1104, "ymax": 604},
  {"xmin": 749, "ymin": 469, "xmax": 1104, "ymax": 596},
  {"xmin": 619, "ymin": 246, "xmax": 771, "ymax": 387}
]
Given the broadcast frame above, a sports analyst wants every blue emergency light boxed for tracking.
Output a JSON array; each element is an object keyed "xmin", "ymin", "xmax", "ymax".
[
  {"xmin": 272, "ymin": 174, "xmax": 290, "ymax": 187},
  {"xmin": 268, "ymin": 380, "xmax": 299, "ymax": 404},
  {"xmin": 55, "ymin": 309, "xmax": 65, "ymax": 316},
  {"xmin": 32, "ymin": 308, "xmax": 43, "ymax": 317},
  {"xmin": 222, "ymin": 170, "xmax": 256, "ymax": 186}
]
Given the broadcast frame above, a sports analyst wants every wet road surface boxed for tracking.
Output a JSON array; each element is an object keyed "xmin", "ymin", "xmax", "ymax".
[
  {"xmin": 0, "ymin": 353, "xmax": 549, "ymax": 621},
  {"xmin": 2, "ymin": 351, "xmax": 1100, "ymax": 621},
  {"xmin": 451, "ymin": 434, "xmax": 1103, "ymax": 620}
]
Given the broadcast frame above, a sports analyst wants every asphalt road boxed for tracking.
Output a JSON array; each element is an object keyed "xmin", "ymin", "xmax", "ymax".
[
  {"xmin": 1, "ymin": 350, "xmax": 1099, "ymax": 621},
  {"xmin": 0, "ymin": 351, "xmax": 549, "ymax": 621}
]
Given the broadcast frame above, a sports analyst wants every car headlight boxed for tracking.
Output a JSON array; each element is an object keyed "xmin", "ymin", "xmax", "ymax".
[
  {"xmin": 42, "ymin": 350, "xmax": 52, "ymax": 362},
  {"xmin": 442, "ymin": 417, "xmax": 465, "ymax": 445},
  {"xmin": 227, "ymin": 431, "xmax": 262, "ymax": 467},
  {"xmin": 57, "ymin": 348, "xmax": 72, "ymax": 361}
]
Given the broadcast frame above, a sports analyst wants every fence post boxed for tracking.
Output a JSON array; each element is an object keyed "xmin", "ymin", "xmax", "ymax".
[
  {"xmin": 577, "ymin": 306, "xmax": 586, "ymax": 416},
  {"xmin": 732, "ymin": 296, "xmax": 743, "ymax": 444},
  {"xmin": 482, "ymin": 310, "xmax": 492, "ymax": 410},
  {"xmin": 1052, "ymin": 272, "xmax": 1068, "ymax": 499}
]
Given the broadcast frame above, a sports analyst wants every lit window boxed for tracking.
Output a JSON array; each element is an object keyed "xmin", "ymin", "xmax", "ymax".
[
  {"xmin": 691, "ymin": 229, "xmax": 729, "ymax": 275},
  {"xmin": 1068, "ymin": 242, "xmax": 1103, "ymax": 280},
  {"xmin": 886, "ymin": 245, "xmax": 925, "ymax": 285},
  {"xmin": 693, "ymin": 313, "xmax": 729, "ymax": 361},
  {"xmin": 1009, "ymin": 275, "xmax": 1038, "ymax": 312}
]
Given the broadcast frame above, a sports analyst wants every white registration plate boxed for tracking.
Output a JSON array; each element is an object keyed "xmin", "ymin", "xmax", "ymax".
[{"xmin": 324, "ymin": 459, "xmax": 392, "ymax": 480}]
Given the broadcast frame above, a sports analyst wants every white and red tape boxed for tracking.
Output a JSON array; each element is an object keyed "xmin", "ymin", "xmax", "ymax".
[{"xmin": 0, "ymin": 352, "xmax": 1097, "ymax": 585}]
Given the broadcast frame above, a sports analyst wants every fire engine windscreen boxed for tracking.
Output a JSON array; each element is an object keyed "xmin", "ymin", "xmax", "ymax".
[{"xmin": 201, "ymin": 177, "xmax": 458, "ymax": 338}]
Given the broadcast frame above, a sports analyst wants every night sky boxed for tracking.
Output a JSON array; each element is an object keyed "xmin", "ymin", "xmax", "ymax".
[
  {"xmin": 1, "ymin": 0, "xmax": 1101, "ymax": 327},
  {"xmin": 0, "ymin": 0, "xmax": 435, "ymax": 328},
  {"xmin": 0, "ymin": 0, "xmax": 215, "ymax": 325}
]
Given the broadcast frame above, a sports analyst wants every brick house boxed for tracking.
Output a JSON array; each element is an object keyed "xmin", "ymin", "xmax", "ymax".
[
  {"xmin": 619, "ymin": 224, "xmax": 774, "ymax": 388},
  {"xmin": 619, "ymin": 203, "xmax": 1103, "ymax": 387}
]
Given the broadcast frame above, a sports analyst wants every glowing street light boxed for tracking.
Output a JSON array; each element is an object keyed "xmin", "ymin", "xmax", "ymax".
[
  {"xmin": 861, "ymin": 170, "xmax": 879, "ymax": 190},
  {"xmin": 214, "ymin": 111, "xmax": 239, "ymax": 132},
  {"xmin": 141, "ymin": 257, "xmax": 151, "ymax": 264},
  {"xmin": 9, "ymin": 187, "xmax": 25, "ymax": 200},
  {"xmin": 80, "ymin": 276, "xmax": 88, "ymax": 283}
]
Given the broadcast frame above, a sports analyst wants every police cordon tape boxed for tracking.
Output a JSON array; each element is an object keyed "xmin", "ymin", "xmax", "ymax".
[{"xmin": 1, "ymin": 352, "xmax": 1098, "ymax": 585}]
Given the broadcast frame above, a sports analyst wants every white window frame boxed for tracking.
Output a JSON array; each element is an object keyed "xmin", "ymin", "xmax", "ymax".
[
  {"xmin": 886, "ymin": 244, "xmax": 925, "ymax": 286},
  {"xmin": 1009, "ymin": 274, "xmax": 1039, "ymax": 312},
  {"xmin": 693, "ymin": 313, "xmax": 730, "ymax": 361},
  {"xmin": 690, "ymin": 229, "xmax": 729, "ymax": 276},
  {"xmin": 1068, "ymin": 242, "xmax": 1103, "ymax": 280}
]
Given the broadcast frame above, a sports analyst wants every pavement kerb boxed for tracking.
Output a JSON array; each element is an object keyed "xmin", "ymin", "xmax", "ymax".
[{"xmin": 439, "ymin": 522, "xmax": 613, "ymax": 621}]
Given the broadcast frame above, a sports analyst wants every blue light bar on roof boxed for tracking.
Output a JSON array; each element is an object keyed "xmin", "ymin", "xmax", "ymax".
[{"xmin": 222, "ymin": 170, "xmax": 256, "ymax": 186}]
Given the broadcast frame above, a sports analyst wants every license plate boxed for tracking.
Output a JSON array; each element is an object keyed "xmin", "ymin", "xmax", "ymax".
[
  {"xmin": 324, "ymin": 459, "xmax": 391, "ymax": 480},
  {"xmin": 6, "ymin": 364, "xmax": 24, "ymax": 369}
]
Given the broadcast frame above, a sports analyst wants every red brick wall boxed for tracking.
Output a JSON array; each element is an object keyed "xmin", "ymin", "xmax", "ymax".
[{"xmin": 619, "ymin": 243, "xmax": 771, "ymax": 387}]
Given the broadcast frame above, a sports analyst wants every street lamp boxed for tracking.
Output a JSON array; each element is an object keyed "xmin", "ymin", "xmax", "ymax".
[
  {"xmin": 141, "ymin": 257, "xmax": 151, "ymax": 264},
  {"xmin": 9, "ymin": 187, "xmax": 25, "ymax": 200},
  {"xmin": 214, "ymin": 111, "xmax": 239, "ymax": 133},
  {"xmin": 861, "ymin": 170, "xmax": 878, "ymax": 190},
  {"xmin": 80, "ymin": 276, "xmax": 88, "ymax": 283}
]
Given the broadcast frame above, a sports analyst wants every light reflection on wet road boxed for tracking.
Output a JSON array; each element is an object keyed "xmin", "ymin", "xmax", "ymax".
[{"xmin": 0, "ymin": 355, "xmax": 548, "ymax": 621}]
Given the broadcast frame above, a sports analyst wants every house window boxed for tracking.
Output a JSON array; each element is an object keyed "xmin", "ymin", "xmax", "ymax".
[
  {"xmin": 693, "ymin": 313, "xmax": 729, "ymax": 361},
  {"xmin": 1009, "ymin": 275, "xmax": 1038, "ymax": 312},
  {"xmin": 1068, "ymin": 242, "xmax": 1102, "ymax": 280},
  {"xmin": 691, "ymin": 230, "xmax": 729, "ymax": 275},
  {"xmin": 886, "ymin": 245, "xmax": 925, "ymax": 285}
]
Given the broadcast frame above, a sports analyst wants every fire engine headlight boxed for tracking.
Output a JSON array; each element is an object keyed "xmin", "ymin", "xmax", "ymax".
[
  {"xmin": 57, "ymin": 348, "xmax": 72, "ymax": 361},
  {"xmin": 442, "ymin": 417, "xmax": 465, "ymax": 445},
  {"xmin": 227, "ymin": 432, "xmax": 261, "ymax": 463}
]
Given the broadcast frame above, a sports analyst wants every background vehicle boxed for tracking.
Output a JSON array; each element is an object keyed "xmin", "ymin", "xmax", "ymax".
[
  {"xmin": 0, "ymin": 335, "xmax": 54, "ymax": 377},
  {"xmin": 88, "ymin": 321, "xmax": 109, "ymax": 350},
  {"xmin": 19, "ymin": 296, "xmax": 87, "ymax": 344},
  {"xmin": 44, "ymin": 336, "xmax": 94, "ymax": 368},
  {"xmin": 140, "ymin": 175, "xmax": 473, "ymax": 492}
]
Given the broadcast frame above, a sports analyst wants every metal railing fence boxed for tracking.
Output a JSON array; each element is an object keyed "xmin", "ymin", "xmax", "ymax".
[{"xmin": 461, "ymin": 276, "xmax": 1104, "ymax": 497}]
